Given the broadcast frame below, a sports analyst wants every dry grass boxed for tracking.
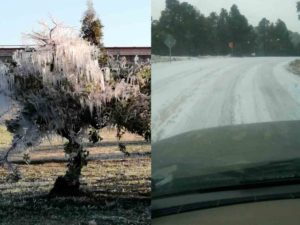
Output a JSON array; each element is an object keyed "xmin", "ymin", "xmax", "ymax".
[
  {"xmin": 0, "ymin": 125, "xmax": 12, "ymax": 147},
  {"xmin": 288, "ymin": 59, "xmax": 300, "ymax": 75},
  {"xmin": 0, "ymin": 153, "xmax": 151, "ymax": 224},
  {"xmin": 6, "ymin": 144, "xmax": 150, "ymax": 163},
  {"xmin": 0, "ymin": 127, "xmax": 151, "ymax": 224},
  {"xmin": 0, "ymin": 127, "xmax": 144, "ymax": 149},
  {"xmin": 0, "ymin": 158, "xmax": 150, "ymax": 198}
]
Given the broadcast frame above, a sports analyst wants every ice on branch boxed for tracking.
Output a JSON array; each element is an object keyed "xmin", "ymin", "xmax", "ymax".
[
  {"xmin": 0, "ymin": 63, "xmax": 10, "ymax": 94},
  {"xmin": 0, "ymin": 20, "xmax": 147, "ymax": 158},
  {"xmin": 13, "ymin": 22, "xmax": 105, "ymax": 92},
  {"xmin": 0, "ymin": 20, "xmax": 150, "ymax": 189}
]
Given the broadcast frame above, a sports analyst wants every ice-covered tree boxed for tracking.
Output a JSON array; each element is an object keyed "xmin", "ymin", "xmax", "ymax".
[{"xmin": 0, "ymin": 21, "xmax": 149, "ymax": 196}]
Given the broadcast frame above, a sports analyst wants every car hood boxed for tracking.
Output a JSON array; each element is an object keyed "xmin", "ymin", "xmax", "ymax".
[{"xmin": 152, "ymin": 120, "xmax": 300, "ymax": 198}]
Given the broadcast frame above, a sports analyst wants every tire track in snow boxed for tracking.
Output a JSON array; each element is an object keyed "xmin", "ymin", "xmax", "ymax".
[
  {"xmin": 234, "ymin": 63, "xmax": 271, "ymax": 124},
  {"xmin": 184, "ymin": 59, "xmax": 258, "ymax": 131},
  {"xmin": 153, "ymin": 59, "xmax": 253, "ymax": 141},
  {"xmin": 153, "ymin": 57, "xmax": 300, "ymax": 142},
  {"xmin": 152, "ymin": 66, "xmax": 223, "ymax": 141},
  {"xmin": 258, "ymin": 61, "xmax": 300, "ymax": 121}
]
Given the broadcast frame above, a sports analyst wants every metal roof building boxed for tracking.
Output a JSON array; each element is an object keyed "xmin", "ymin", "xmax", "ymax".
[{"xmin": 0, "ymin": 45, "xmax": 151, "ymax": 62}]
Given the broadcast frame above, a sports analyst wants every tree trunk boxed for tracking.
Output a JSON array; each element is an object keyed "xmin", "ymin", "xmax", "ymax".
[{"xmin": 49, "ymin": 141, "xmax": 88, "ymax": 197}]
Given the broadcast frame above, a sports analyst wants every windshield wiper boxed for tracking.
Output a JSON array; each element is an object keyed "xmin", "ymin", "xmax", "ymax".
[{"xmin": 152, "ymin": 159, "xmax": 300, "ymax": 218}]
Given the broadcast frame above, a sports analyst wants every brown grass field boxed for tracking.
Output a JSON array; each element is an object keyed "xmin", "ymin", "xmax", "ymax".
[{"xmin": 0, "ymin": 126, "xmax": 151, "ymax": 225}]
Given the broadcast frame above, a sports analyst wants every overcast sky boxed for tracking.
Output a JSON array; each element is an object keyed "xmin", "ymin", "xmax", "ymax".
[
  {"xmin": 152, "ymin": 0, "xmax": 300, "ymax": 33},
  {"xmin": 0, "ymin": 0, "xmax": 151, "ymax": 46}
]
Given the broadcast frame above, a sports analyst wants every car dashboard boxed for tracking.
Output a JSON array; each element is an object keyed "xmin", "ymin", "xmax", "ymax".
[{"xmin": 153, "ymin": 198, "xmax": 300, "ymax": 225}]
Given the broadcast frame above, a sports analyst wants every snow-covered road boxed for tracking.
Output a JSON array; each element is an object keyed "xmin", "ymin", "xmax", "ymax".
[{"xmin": 152, "ymin": 57, "xmax": 300, "ymax": 142}]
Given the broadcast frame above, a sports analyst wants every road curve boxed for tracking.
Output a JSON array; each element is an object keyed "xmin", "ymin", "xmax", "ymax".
[{"xmin": 152, "ymin": 57, "xmax": 300, "ymax": 142}]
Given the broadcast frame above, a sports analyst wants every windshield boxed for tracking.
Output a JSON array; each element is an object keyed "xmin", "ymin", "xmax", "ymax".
[
  {"xmin": 152, "ymin": 120, "xmax": 300, "ymax": 198},
  {"xmin": 152, "ymin": 0, "xmax": 300, "ymax": 200}
]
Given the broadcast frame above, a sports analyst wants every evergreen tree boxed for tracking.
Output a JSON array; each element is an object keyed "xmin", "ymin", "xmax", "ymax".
[
  {"xmin": 256, "ymin": 18, "xmax": 295, "ymax": 56},
  {"xmin": 256, "ymin": 18, "xmax": 270, "ymax": 55},
  {"xmin": 228, "ymin": 4, "xmax": 253, "ymax": 55},
  {"xmin": 216, "ymin": 8, "xmax": 230, "ymax": 55},
  {"xmin": 273, "ymin": 19, "xmax": 294, "ymax": 55},
  {"xmin": 206, "ymin": 12, "xmax": 219, "ymax": 55},
  {"xmin": 152, "ymin": 19, "xmax": 167, "ymax": 55},
  {"xmin": 81, "ymin": 0, "xmax": 104, "ymax": 47},
  {"xmin": 166, "ymin": 0, "xmax": 180, "ymax": 10},
  {"xmin": 152, "ymin": 1, "xmax": 300, "ymax": 56}
]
